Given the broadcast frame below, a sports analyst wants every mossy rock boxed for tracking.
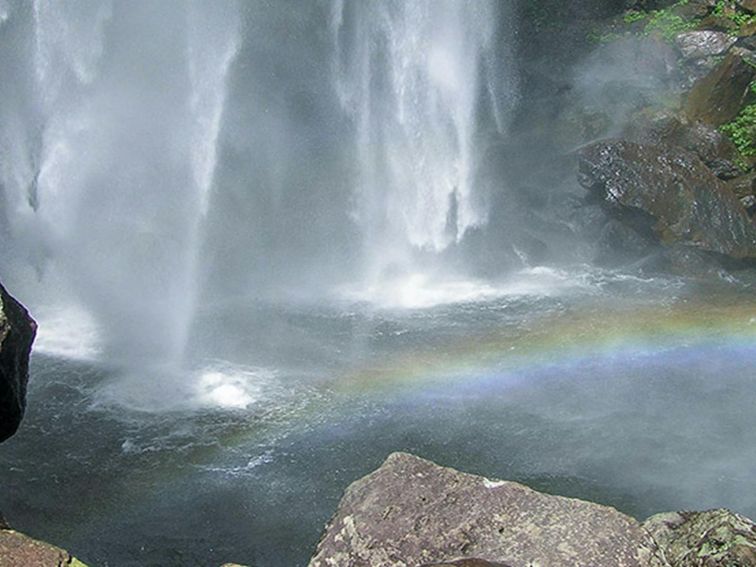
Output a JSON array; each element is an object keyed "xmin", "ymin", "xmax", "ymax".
[{"xmin": 643, "ymin": 509, "xmax": 756, "ymax": 566}]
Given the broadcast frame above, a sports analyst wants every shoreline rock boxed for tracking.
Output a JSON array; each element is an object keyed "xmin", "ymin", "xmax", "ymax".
[
  {"xmin": 309, "ymin": 453, "xmax": 756, "ymax": 567},
  {"xmin": 0, "ymin": 528, "xmax": 88, "ymax": 567},
  {"xmin": 0, "ymin": 281, "xmax": 36, "ymax": 443},
  {"xmin": 310, "ymin": 453, "xmax": 664, "ymax": 567}
]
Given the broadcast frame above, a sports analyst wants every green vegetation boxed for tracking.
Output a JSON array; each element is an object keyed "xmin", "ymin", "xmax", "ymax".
[
  {"xmin": 599, "ymin": 0, "xmax": 698, "ymax": 44},
  {"xmin": 713, "ymin": 0, "xmax": 756, "ymax": 28},
  {"xmin": 644, "ymin": 9, "xmax": 697, "ymax": 40},
  {"xmin": 721, "ymin": 103, "xmax": 756, "ymax": 162},
  {"xmin": 623, "ymin": 10, "xmax": 647, "ymax": 24}
]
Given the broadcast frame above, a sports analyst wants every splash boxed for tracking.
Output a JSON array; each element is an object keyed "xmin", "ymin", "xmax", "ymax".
[{"xmin": 340, "ymin": 267, "xmax": 595, "ymax": 310}]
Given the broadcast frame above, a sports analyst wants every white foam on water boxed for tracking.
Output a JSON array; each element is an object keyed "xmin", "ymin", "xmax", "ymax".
[
  {"xmin": 340, "ymin": 267, "xmax": 595, "ymax": 310},
  {"xmin": 92, "ymin": 361, "xmax": 274, "ymax": 413},
  {"xmin": 32, "ymin": 304, "xmax": 102, "ymax": 361},
  {"xmin": 195, "ymin": 450, "xmax": 276, "ymax": 478}
]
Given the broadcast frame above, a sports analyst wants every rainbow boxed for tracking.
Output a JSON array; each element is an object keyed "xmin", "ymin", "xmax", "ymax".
[{"xmin": 333, "ymin": 297, "xmax": 756, "ymax": 395}]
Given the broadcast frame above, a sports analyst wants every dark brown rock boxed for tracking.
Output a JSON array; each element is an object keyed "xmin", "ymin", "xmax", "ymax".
[
  {"xmin": 624, "ymin": 114, "xmax": 740, "ymax": 178},
  {"xmin": 643, "ymin": 509, "xmax": 756, "ymax": 566},
  {"xmin": 309, "ymin": 453, "xmax": 666, "ymax": 567},
  {"xmin": 578, "ymin": 140, "xmax": 756, "ymax": 261},
  {"xmin": 727, "ymin": 172, "xmax": 756, "ymax": 198},
  {"xmin": 685, "ymin": 49, "xmax": 756, "ymax": 127},
  {"xmin": 0, "ymin": 281, "xmax": 37, "ymax": 442},
  {"xmin": 0, "ymin": 528, "xmax": 88, "ymax": 567},
  {"xmin": 708, "ymin": 157, "xmax": 745, "ymax": 180},
  {"xmin": 737, "ymin": 0, "xmax": 756, "ymax": 13},
  {"xmin": 668, "ymin": 121, "xmax": 738, "ymax": 166}
]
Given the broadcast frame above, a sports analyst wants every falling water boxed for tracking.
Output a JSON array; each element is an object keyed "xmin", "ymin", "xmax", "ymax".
[
  {"xmin": 0, "ymin": 1, "xmax": 519, "ymax": 383},
  {"xmin": 331, "ymin": 0, "xmax": 517, "ymax": 281},
  {"xmin": 0, "ymin": 1, "xmax": 239, "ymax": 369}
]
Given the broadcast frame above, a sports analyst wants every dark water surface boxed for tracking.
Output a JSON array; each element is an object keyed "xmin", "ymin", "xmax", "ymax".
[{"xmin": 1, "ymin": 274, "xmax": 755, "ymax": 566}]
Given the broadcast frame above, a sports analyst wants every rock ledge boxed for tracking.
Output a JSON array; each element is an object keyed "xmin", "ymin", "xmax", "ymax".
[{"xmin": 309, "ymin": 453, "xmax": 756, "ymax": 567}]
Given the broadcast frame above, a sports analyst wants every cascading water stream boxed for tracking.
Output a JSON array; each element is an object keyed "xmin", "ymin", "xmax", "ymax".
[
  {"xmin": 0, "ymin": 0, "xmax": 520, "ymax": 403},
  {"xmin": 330, "ymin": 0, "xmax": 518, "ymax": 285},
  {"xmin": 0, "ymin": 1, "xmax": 240, "ymax": 378}
]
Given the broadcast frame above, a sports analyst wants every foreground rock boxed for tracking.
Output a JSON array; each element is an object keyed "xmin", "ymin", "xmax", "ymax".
[
  {"xmin": 578, "ymin": 140, "xmax": 756, "ymax": 264},
  {"xmin": 0, "ymin": 528, "xmax": 87, "ymax": 567},
  {"xmin": 310, "ymin": 454, "xmax": 756, "ymax": 567},
  {"xmin": 309, "ymin": 453, "xmax": 666, "ymax": 567},
  {"xmin": 0, "ymin": 281, "xmax": 36, "ymax": 443},
  {"xmin": 644, "ymin": 510, "xmax": 756, "ymax": 566}
]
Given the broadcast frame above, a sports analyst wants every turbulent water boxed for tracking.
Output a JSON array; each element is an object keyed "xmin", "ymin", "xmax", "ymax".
[{"xmin": 0, "ymin": 2, "xmax": 755, "ymax": 567}]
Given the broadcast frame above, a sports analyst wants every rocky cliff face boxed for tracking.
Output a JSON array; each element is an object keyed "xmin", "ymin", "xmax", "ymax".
[
  {"xmin": 578, "ymin": 140, "xmax": 756, "ymax": 263},
  {"xmin": 0, "ymin": 281, "xmax": 36, "ymax": 443},
  {"xmin": 309, "ymin": 453, "xmax": 756, "ymax": 567}
]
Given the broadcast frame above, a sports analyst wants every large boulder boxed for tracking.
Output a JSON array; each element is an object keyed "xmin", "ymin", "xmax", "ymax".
[
  {"xmin": 577, "ymin": 140, "xmax": 756, "ymax": 261},
  {"xmin": 0, "ymin": 528, "xmax": 88, "ymax": 567},
  {"xmin": 309, "ymin": 454, "xmax": 756, "ymax": 567},
  {"xmin": 628, "ymin": 114, "xmax": 742, "ymax": 180},
  {"xmin": 309, "ymin": 453, "xmax": 667, "ymax": 567},
  {"xmin": 685, "ymin": 48, "xmax": 756, "ymax": 127},
  {"xmin": 0, "ymin": 281, "xmax": 36, "ymax": 442}
]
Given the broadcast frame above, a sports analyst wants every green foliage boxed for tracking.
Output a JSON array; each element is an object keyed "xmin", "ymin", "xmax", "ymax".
[
  {"xmin": 721, "ymin": 104, "xmax": 756, "ymax": 162},
  {"xmin": 644, "ymin": 9, "xmax": 697, "ymax": 40},
  {"xmin": 624, "ymin": 10, "xmax": 647, "ymax": 24},
  {"xmin": 614, "ymin": 1, "xmax": 698, "ymax": 42},
  {"xmin": 588, "ymin": 29, "xmax": 624, "ymax": 44},
  {"xmin": 713, "ymin": 0, "xmax": 756, "ymax": 29}
]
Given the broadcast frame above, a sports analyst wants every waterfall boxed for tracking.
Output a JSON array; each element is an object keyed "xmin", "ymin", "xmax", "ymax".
[
  {"xmin": 330, "ymin": 0, "xmax": 517, "ymax": 282},
  {"xmin": 0, "ymin": 1, "xmax": 240, "ymax": 368},
  {"xmin": 0, "ymin": 0, "xmax": 520, "ymax": 385}
]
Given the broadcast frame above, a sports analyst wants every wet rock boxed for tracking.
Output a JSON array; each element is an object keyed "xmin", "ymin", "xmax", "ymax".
[
  {"xmin": 668, "ymin": 121, "xmax": 738, "ymax": 166},
  {"xmin": 675, "ymin": 31, "xmax": 737, "ymax": 60},
  {"xmin": 0, "ymin": 281, "xmax": 37, "ymax": 442},
  {"xmin": 685, "ymin": 48, "xmax": 756, "ymax": 127},
  {"xmin": 680, "ymin": 0, "xmax": 719, "ymax": 17},
  {"xmin": 0, "ymin": 528, "xmax": 88, "ymax": 567},
  {"xmin": 708, "ymin": 157, "xmax": 745, "ymax": 180},
  {"xmin": 625, "ymin": 114, "xmax": 740, "ymax": 178},
  {"xmin": 595, "ymin": 219, "xmax": 659, "ymax": 267},
  {"xmin": 643, "ymin": 509, "xmax": 756, "ymax": 566},
  {"xmin": 727, "ymin": 171, "xmax": 756, "ymax": 198},
  {"xmin": 309, "ymin": 452, "xmax": 667, "ymax": 567},
  {"xmin": 578, "ymin": 140, "xmax": 756, "ymax": 261},
  {"xmin": 742, "ymin": 194, "xmax": 756, "ymax": 214}
]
